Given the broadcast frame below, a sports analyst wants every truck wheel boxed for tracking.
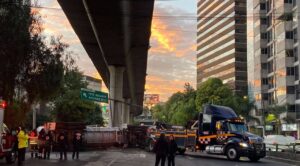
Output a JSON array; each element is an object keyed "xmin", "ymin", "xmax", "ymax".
[
  {"xmin": 226, "ymin": 146, "xmax": 240, "ymax": 161},
  {"xmin": 6, "ymin": 151, "xmax": 16, "ymax": 164},
  {"xmin": 249, "ymin": 156, "xmax": 260, "ymax": 162}
]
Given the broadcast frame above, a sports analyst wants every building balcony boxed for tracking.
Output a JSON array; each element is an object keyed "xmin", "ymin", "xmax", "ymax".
[
  {"xmin": 260, "ymin": 24, "xmax": 268, "ymax": 33},
  {"xmin": 286, "ymin": 76, "xmax": 295, "ymax": 86},
  {"xmin": 284, "ymin": 21, "xmax": 295, "ymax": 31},
  {"xmin": 261, "ymin": 69, "xmax": 268, "ymax": 77},
  {"xmin": 286, "ymin": 57, "xmax": 295, "ymax": 66},
  {"xmin": 260, "ymin": 39, "xmax": 268, "ymax": 48},
  {"xmin": 261, "ymin": 54, "xmax": 268, "ymax": 63},
  {"xmin": 275, "ymin": 4, "xmax": 293, "ymax": 20},
  {"xmin": 286, "ymin": 94, "xmax": 296, "ymax": 104},
  {"xmin": 277, "ymin": 39, "xmax": 295, "ymax": 51}
]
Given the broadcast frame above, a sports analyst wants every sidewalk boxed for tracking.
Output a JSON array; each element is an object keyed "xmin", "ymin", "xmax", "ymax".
[
  {"xmin": 185, "ymin": 151, "xmax": 300, "ymax": 165},
  {"xmin": 266, "ymin": 152, "xmax": 300, "ymax": 165}
]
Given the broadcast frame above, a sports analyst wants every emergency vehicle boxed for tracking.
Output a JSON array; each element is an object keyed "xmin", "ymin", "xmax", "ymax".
[
  {"xmin": 0, "ymin": 99, "xmax": 17, "ymax": 164},
  {"xmin": 146, "ymin": 123, "xmax": 196, "ymax": 154}
]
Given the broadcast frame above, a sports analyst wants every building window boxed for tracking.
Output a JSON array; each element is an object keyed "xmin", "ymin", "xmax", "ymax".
[
  {"xmin": 294, "ymin": 28, "xmax": 298, "ymax": 43},
  {"xmin": 296, "ymin": 66, "xmax": 299, "ymax": 80},
  {"xmin": 262, "ymin": 78, "xmax": 268, "ymax": 85},
  {"xmin": 266, "ymin": 0, "xmax": 272, "ymax": 12},
  {"xmin": 267, "ymin": 45, "xmax": 273, "ymax": 57},
  {"xmin": 261, "ymin": 18, "xmax": 267, "ymax": 25},
  {"xmin": 287, "ymin": 86, "xmax": 295, "ymax": 94},
  {"xmin": 286, "ymin": 49, "xmax": 294, "ymax": 57},
  {"xmin": 268, "ymin": 92, "xmax": 275, "ymax": 104},
  {"xmin": 288, "ymin": 105, "xmax": 296, "ymax": 112},
  {"xmin": 260, "ymin": 3, "xmax": 266, "ymax": 10},
  {"xmin": 284, "ymin": 0, "xmax": 293, "ymax": 4},
  {"xmin": 262, "ymin": 93, "xmax": 268, "ymax": 100},
  {"xmin": 261, "ymin": 48, "xmax": 268, "ymax": 54},
  {"xmin": 295, "ymin": 47, "xmax": 298, "ymax": 61},
  {"xmin": 236, "ymin": 48, "xmax": 246, "ymax": 52},
  {"xmin": 236, "ymin": 28, "xmax": 246, "ymax": 34},
  {"xmin": 287, "ymin": 67, "xmax": 295, "ymax": 76},
  {"xmin": 268, "ymin": 61, "xmax": 273, "ymax": 73},
  {"xmin": 268, "ymin": 76, "xmax": 274, "ymax": 89},
  {"xmin": 286, "ymin": 31, "xmax": 294, "ymax": 39},
  {"xmin": 262, "ymin": 63, "xmax": 268, "ymax": 69},
  {"xmin": 267, "ymin": 15, "xmax": 272, "ymax": 27},
  {"xmin": 261, "ymin": 32, "xmax": 268, "ymax": 39},
  {"xmin": 296, "ymin": 85, "xmax": 300, "ymax": 99}
]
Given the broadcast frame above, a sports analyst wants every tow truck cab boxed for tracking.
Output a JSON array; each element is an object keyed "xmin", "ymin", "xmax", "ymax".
[{"xmin": 198, "ymin": 104, "xmax": 266, "ymax": 162}]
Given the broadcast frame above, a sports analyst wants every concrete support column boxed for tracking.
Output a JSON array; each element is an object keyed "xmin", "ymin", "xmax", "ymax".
[
  {"xmin": 109, "ymin": 66, "xmax": 125, "ymax": 128},
  {"xmin": 122, "ymin": 99, "xmax": 131, "ymax": 125}
]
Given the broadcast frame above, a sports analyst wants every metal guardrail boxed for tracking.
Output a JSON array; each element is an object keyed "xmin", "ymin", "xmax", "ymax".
[{"xmin": 265, "ymin": 143, "xmax": 300, "ymax": 153}]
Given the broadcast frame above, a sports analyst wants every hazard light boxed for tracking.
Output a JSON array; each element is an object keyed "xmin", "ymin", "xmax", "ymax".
[{"xmin": 0, "ymin": 100, "xmax": 7, "ymax": 109}]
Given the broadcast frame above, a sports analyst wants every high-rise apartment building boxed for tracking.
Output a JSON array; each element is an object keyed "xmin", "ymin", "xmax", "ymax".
[
  {"xmin": 197, "ymin": 0, "xmax": 248, "ymax": 96},
  {"xmin": 247, "ymin": 0, "xmax": 299, "ymax": 124}
]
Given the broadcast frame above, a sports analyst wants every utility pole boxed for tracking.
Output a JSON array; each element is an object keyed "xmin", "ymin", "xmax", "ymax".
[{"xmin": 32, "ymin": 108, "xmax": 36, "ymax": 129}]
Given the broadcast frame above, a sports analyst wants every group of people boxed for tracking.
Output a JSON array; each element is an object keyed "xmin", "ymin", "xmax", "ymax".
[
  {"xmin": 16, "ymin": 126, "xmax": 83, "ymax": 166},
  {"xmin": 154, "ymin": 133, "xmax": 178, "ymax": 166},
  {"xmin": 29, "ymin": 129, "xmax": 54, "ymax": 159}
]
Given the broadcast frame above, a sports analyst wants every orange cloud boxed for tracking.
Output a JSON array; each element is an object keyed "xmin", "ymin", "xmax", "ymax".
[
  {"xmin": 151, "ymin": 19, "xmax": 177, "ymax": 52},
  {"xmin": 145, "ymin": 75, "xmax": 193, "ymax": 101},
  {"xmin": 175, "ymin": 44, "xmax": 196, "ymax": 57}
]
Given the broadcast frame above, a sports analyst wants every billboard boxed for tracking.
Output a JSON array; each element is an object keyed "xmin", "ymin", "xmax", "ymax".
[
  {"xmin": 281, "ymin": 124, "xmax": 297, "ymax": 131},
  {"xmin": 144, "ymin": 94, "xmax": 160, "ymax": 105}
]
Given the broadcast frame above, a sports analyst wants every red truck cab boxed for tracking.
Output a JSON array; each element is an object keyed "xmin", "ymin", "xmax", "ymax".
[
  {"xmin": 0, "ymin": 99, "xmax": 17, "ymax": 164},
  {"xmin": 0, "ymin": 124, "xmax": 17, "ymax": 164}
]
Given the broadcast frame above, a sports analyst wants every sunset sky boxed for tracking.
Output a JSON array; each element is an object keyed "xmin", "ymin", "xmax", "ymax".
[{"xmin": 38, "ymin": 0, "xmax": 197, "ymax": 101}]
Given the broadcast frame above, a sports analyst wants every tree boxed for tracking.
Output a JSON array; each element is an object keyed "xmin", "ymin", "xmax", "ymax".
[
  {"xmin": 0, "ymin": 1, "xmax": 70, "ymax": 127},
  {"xmin": 152, "ymin": 83, "xmax": 197, "ymax": 126},
  {"xmin": 51, "ymin": 69, "xmax": 103, "ymax": 124},
  {"xmin": 195, "ymin": 78, "xmax": 233, "ymax": 111},
  {"xmin": 195, "ymin": 78, "xmax": 258, "ymax": 124}
]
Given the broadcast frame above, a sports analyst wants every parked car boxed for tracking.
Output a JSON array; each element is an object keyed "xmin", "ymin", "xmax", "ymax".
[{"xmin": 264, "ymin": 135, "xmax": 295, "ymax": 152}]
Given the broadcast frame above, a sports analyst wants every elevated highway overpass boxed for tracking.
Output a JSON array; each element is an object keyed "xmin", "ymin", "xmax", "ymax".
[{"xmin": 58, "ymin": 0, "xmax": 155, "ymax": 127}]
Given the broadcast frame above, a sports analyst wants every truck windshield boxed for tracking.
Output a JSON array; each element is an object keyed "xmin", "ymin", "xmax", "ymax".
[{"xmin": 227, "ymin": 123, "xmax": 247, "ymax": 132}]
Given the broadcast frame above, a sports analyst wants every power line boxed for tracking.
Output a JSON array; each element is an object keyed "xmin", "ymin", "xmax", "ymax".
[{"xmin": 2, "ymin": 3, "xmax": 300, "ymax": 20}]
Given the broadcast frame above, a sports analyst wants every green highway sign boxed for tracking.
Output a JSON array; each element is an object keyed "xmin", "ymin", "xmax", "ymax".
[{"xmin": 80, "ymin": 88, "xmax": 108, "ymax": 103}]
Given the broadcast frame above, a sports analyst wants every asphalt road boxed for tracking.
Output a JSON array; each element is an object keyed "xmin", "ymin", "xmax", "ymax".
[{"xmin": 0, "ymin": 149, "xmax": 296, "ymax": 166}]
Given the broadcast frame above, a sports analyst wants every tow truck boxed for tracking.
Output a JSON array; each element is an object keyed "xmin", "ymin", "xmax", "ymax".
[
  {"xmin": 146, "ymin": 122, "xmax": 196, "ymax": 154},
  {"xmin": 0, "ymin": 99, "xmax": 17, "ymax": 164},
  {"xmin": 197, "ymin": 104, "xmax": 266, "ymax": 161}
]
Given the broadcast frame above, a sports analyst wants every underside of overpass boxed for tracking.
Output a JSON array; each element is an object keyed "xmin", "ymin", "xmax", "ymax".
[{"xmin": 58, "ymin": 0, "xmax": 155, "ymax": 127}]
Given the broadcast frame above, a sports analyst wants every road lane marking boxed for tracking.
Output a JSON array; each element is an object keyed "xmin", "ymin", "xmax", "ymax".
[{"xmin": 107, "ymin": 158, "xmax": 117, "ymax": 166}]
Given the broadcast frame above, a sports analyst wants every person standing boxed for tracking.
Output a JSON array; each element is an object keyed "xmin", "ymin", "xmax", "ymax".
[
  {"xmin": 38, "ymin": 129, "xmax": 46, "ymax": 159},
  {"xmin": 43, "ymin": 132, "xmax": 53, "ymax": 159},
  {"xmin": 57, "ymin": 132, "xmax": 68, "ymax": 160},
  {"xmin": 29, "ymin": 129, "xmax": 38, "ymax": 158},
  {"xmin": 154, "ymin": 133, "xmax": 168, "ymax": 166},
  {"xmin": 72, "ymin": 131, "xmax": 82, "ymax": 159},
  {"xmin": 17, "ymin": 126, "xmax": 29, "ymax": 166},
  {"xmin": 167, "ymin": 135, "xmax": 178, "ymax": 166}
]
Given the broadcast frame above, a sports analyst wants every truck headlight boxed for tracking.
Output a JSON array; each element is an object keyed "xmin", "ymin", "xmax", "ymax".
[{"xmin": 239, "ymin": 142, "xmax": 249, "ymax": 148}]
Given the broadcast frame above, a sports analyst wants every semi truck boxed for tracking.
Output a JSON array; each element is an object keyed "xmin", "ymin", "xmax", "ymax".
[{"xmin": 197, "ymin": 104, "xmax": 266, "ymax": 162}]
